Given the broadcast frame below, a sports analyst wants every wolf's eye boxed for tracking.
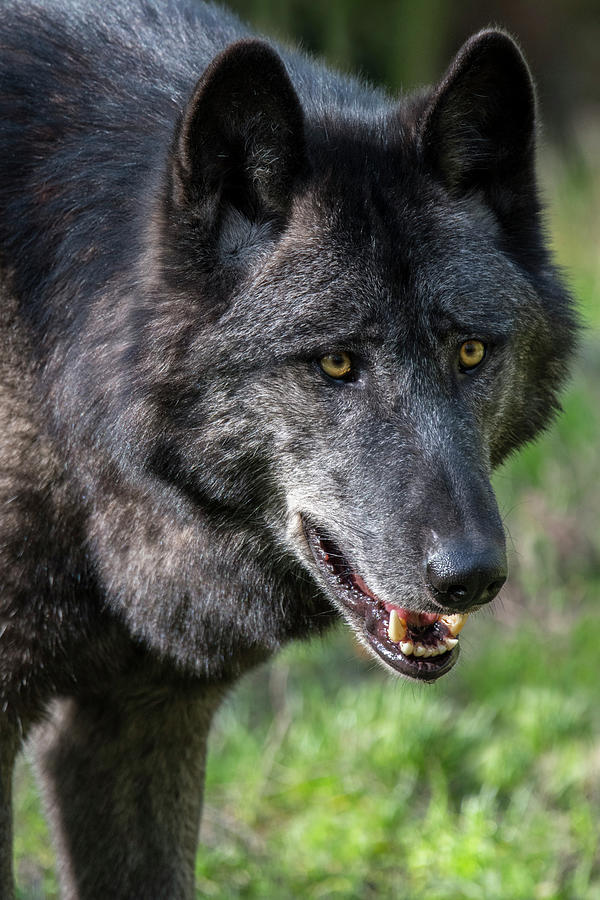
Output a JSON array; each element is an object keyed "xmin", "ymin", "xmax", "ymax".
[
  {"xmin": 458, "ymin": 340, "xmax": 486, "ymax": 371},
  {"xmin": 319, "ymin": 351, "xmax": 354, "ymax": 381}
]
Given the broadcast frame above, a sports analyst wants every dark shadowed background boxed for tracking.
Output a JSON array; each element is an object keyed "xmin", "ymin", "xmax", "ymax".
[{"xmin": 228, "ymin": 0, "xmax": 600, "ymax": 144}]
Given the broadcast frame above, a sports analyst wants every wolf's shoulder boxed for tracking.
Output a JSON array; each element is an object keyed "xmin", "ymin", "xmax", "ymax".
[{"xmin": 0, "ymin": 0, "xmax": 392, "ymax": 119}]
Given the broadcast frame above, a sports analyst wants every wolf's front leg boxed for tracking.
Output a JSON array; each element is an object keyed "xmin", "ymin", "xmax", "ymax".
[
  {"xmin": 0, "ymin": 724, "xmax": 19, "ymax": 900},
  {"xmin": 32, "ymin": 676, "xmax": 221, "ymax": 900}
]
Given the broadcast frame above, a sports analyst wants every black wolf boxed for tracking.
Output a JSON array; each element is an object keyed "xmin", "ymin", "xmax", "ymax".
[{"xmin": 0, "ymin": 0, "xmax": 575, "ymax": 896}]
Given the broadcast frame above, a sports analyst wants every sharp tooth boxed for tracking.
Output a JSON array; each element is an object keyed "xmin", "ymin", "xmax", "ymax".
[
  {"xmin": 436, "ymin": 642, "xmax": 448, "ymax": 654},
  {"xmin": 388, "ymin": 609, "xmax": 406, "ymax": 643},
  {"xmin": 400, "ymin": 640, "xmax": 414, "ymax": 656},
  {"xmin": 440, "ymin": 613, "xmax": 469, "ymax": 636},
  {"xmin": 414, "ymin": 644, "xmax": 426, "ymax": 657},
  {"xmin": 445, "ymin": 637, "xmax": 458, "ymax": 650}
]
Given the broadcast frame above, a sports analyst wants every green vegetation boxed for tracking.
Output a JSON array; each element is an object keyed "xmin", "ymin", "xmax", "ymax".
[
  {"xmin": 193, "ymin": 616, "xmax": 600, "ymax": 899},
  {"xmin": 15, "ymin": 617, "xmax": 600, "ymax": 899}
]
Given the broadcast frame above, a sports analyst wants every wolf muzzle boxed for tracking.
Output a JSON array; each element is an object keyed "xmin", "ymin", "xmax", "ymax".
[{"xmin": 425, "ymin": 537, "xmax": 507, "ymax": 612}]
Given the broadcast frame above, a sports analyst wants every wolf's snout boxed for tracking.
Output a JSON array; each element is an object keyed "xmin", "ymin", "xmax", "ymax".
[{"xmin": 425, "ymin": 541, "xmax": 507, "ymax": 611}]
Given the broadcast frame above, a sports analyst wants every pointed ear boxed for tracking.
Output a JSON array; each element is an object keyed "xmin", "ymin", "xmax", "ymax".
[
  {"xmin": 418, "ymin": 30, "xmax": 536, "ymax": 199},
  {"xmin": 171, "ymin": 39, "xmax": 307, "ymax": 226}
]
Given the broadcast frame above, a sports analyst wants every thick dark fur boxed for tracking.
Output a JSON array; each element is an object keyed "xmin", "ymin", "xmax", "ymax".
[{"xmin": 0, "ymin": 1, "xmax": 576, "ymax": 896}]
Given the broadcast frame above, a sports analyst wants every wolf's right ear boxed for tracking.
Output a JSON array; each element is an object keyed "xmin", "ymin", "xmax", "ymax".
[
  {"xmin": 170, "ymin": 39, "xmax": 307, "ymax": 227},
  {"xmin": 418, "ymin": 30, "xmax": 536, "ymax": 205}
]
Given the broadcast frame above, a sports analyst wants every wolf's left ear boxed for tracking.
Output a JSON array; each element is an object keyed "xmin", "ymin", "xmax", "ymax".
[
  {"xmin": 171, "ymin": 39, "xmax": 306, "ymax": 225},
  {"xmin": 418, "ymin": 30, "xmax": 536, "ymax": 205}
]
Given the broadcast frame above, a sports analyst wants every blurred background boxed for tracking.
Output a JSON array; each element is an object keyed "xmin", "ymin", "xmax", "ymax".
[
  {"xmin": 231, "ymin": 0, "xmax": 600, "ymax": 146},
  {"xmin": 15, "ymin": 1, "xmax": 600, "ymax": 898}
]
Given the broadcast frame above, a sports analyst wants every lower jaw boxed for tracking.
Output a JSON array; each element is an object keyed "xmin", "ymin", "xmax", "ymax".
[
  {"xmin": 362, "ymin": 626, "xmax": 459, "ymax": 681},
  {"xmin": 353, "ymin": 602, "xmax": 459, "ymax": 682}
]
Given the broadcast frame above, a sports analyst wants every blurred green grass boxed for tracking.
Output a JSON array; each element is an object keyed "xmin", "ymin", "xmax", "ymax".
[{"xmin": 16, "ymin": 618, "xmax": 600, "ymax": 899}]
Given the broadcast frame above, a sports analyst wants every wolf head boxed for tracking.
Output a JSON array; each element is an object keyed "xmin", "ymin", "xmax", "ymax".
[{"xmin": 123, "ymin": 31, "xmax": 575, "ymax": 681}]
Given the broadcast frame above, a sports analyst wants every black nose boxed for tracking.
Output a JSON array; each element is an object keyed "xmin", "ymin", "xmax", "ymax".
[{"xmin": 426, "ymin": 541, "xmax": 507, "ymax": 611}]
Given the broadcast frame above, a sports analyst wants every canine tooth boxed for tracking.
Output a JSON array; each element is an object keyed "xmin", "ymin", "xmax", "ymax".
[
  {"xmin": 400, "ymin": 640, "xmax": 414, "ymax": 656},
  {"xmin": 388, "ymin": 609, "xmax": 406, "ymax": 643},
  {"xmin": 414, "ymin": 644, "xmax": 426, "ymax": 657},
  {"xmin": 440, "ymin": 613, "xmax": 469, "ymax": 636},
  {"xmin": 445, "ymin": 637, "xmax": 458, "ymax": 650}
]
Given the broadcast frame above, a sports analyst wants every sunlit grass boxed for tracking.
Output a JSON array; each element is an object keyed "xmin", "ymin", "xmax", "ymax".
[
  {"xmin": 192, "ymin": 615, "xmax": 600, "ymax": 898},
  {"xmin": 14, "ymin": 610, "xmax": 600, "ymax": 899},
  {"xmin": 543, "ymin": 147, "xmax": 600, "ymax": 332}
]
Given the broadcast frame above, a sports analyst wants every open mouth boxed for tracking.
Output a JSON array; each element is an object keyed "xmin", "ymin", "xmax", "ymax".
[{"xmin": 303, "ymin": 519, "xmax": 465, "ymax": 682}]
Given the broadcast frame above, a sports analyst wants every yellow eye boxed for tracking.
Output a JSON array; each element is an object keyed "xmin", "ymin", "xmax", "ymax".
[
  {"xmin": 459, "ymin": 340, "xmax": 486, "ymax": 370},
  {"xmin": 319, "ymin": 351, "xmax": 353, "ymax": 380}
]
